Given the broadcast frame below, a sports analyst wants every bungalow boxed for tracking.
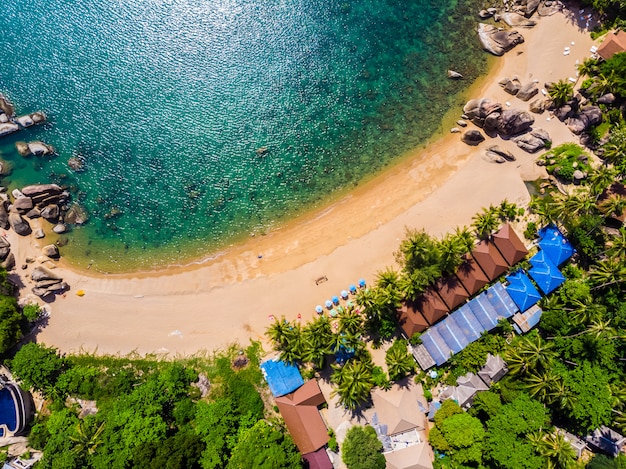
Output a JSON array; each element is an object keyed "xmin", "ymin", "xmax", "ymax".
[
  {"xmin": 597, "ymin": 30, "xmax": 626, "ymax": 61},
  {"xmin": 478, "ymin": 354, "xmax": 508, "ymax": 386},
  {"xmin": 585, "ymin": 426, "xmax": 626, "ymax": 457},
  {"xmin": 439, "ymin": 372, "xmax": 488, "ymax": 408}
]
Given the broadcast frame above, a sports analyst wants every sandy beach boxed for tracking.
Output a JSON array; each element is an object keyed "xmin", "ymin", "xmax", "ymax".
[{"xmin": 12, "ymin": 6, "xmax": 599, "ymax": 356}]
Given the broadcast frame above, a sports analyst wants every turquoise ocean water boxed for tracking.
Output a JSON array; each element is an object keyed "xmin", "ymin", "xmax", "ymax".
[{"xmin": 0, "ymin": 0, "xmax": 487, "ymax": 272}]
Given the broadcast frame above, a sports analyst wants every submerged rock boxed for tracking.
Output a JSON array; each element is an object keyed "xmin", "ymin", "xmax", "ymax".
[
  {"xmin": 447, "ymin": 70, "xmax": 463, "ymax": 79},
  {"xmin": 0, "ymin": 123, "xmax": 19, "ymax": 137},
  {"xmin": 64, "ymin": 203, "xmax": 89, "ymax": 225}
]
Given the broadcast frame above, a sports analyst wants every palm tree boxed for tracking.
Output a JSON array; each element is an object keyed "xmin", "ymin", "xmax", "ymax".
[
  {"xmin": 437, "ymin": 234, "xmax": 466, "ymax": 275},
  {"xmin": 376, "ymin": 268, "xmax": 400, "ymax": 290},
  {"xmin": 548, "ymin": 80, "xmax": 574, "ymax": 107},
  {"xmin": 523, "ymin": 370, "xmax": 562, "ymax": 404},
  {"xmin": 396, "ymin": 229, "xmax": 438, "ymax": 273},
  {"xmin": 554, "ymin": 190, "xmax": 595, "ymax": 218},
  {"xmin": 338, "ymin": 309, "xmax": 363, "ymax": 337},
  {"xmin": 472, "ymin": 206, "xmax": 500, "ymax": 239},
  {"xmin": 453, "ymin": 226, "xmax": 476, "ymax": 253},
  {"xmin": 587, "ymin": 166, "xmax": 617, "ymax": 197},
  {"xmin": 605, "ymin": 228, "xmax": 626, "ymax": 261},
  {"xmin": 497, "ymin": 199, "xmax": 519, "ymax": 222},
  {"xmin": 265, "ymin": 317, "xmax": 292, "ymax": 350},
  {"xmin": 302, "ymin": 316, "xmax": 333, "ymax": 369},
  {"xmin": 599, "ymin": 193, "xmax": 626, "ymax": 218},
  {"xmin": 589, "ymin": 70, "xmax": 619, "ymax": 97},
  {"xmin": 534, "ymin": 432, "xmax": 577, "ymax": 469},
  {"xmin": 588, "ymin": 257, "xmax": 626, "ymax": 290},
  {"xmin": 279, "ymin": 322, "xmax": 305, "ymax": 364},
  {"xmin": 385, "ymin": 341, "xmax": 415, "ymax": 381},
  {"xmin": 70, "ymin": 420, "xmax": 105, "ymax": 457},
  {"xmin": 567, "ymin": 297, "xmax": 605, "ymax": 326},
  {"xmin": 577, "ymin": 57, "xmax": 600, "ymax": 80},
  {"xmin": 505, "ymin": 333, "xmax": 556, "ymax": 377},
  {"xmin": 331, "ymin": 359, "xmax": 375, "ymax": 410},
  {"xmin": 355, "ymin": 287, "xmax": 377, "ymax": 312},
  {"xmin": 529, "ymin": 196, "xmax": 559, "ymax": 227},
  {"xmin": 547, "ymin": 379, "xmax": 577, "ymax": 413}
]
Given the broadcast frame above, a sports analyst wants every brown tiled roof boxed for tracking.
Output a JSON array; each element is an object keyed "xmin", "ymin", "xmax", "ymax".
[
  {"xmin": 417, "ymin": 288, "xmax": 450, "ymax": 325},
  {"xmin": 398, "ymin": 301, "xmax": 430, "ymax": 337},
  {"xmin": 597, "ymin": 30, "xmax": 626, "ymax": 60},
  {"xmin": 471, "ymin": 241, "xmax": 509, "ymax": 280},
  {"xmin": 275, "ymin": 380, "xmax": 329, "ymax": 454},
  {"xmin": 492, "ymin": 224, "xmax": 528, "ymax": 266},
  {"xmin": 455, "ymin": 255, "xmax": 490, "ymax": 295},
  {"xmin": 302, "ymin": 447, "xmax": 333, "ymax": 469},
  {"xmin": 371, "ymin": 381, "xmax": 427, "ymax": 435},
  {"xmin": 435, "ymin": 276, "xmax": 469, "ymax": 310}
]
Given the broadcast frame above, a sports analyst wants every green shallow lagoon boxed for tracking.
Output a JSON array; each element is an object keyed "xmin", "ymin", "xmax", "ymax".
[{"xmin": 0, "ymin": 0, "xmax": 488, "ymax": 272}]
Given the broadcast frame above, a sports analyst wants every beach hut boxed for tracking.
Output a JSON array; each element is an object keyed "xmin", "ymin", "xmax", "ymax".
[
  {"xmin": 537, "ymin": 225, "xmax": 576, "ymax": 266},
  {"xmin": 434, "ymin": 276, "xmax": 470, "ymax": 310},
  {"xmin": 528, "ymin": 250, "xmax": 566, "ymax": 295},
  {"xmin": 597, "ymin": 30, "xmax": 626, "ymax": 60},
  {"xmin": 398, "ymin": 301, "xmax": 430, "ymax": 337},
  {"xmin": 455, "ymin": 255, "xmax": 490, "ymax": 296},
  {"xmin": 492, "ymin": 224, "xmax": 528, "ymax": 266},
  {"xmin": 417, "ymin": 288, "xmax": 450, "ymax": 325},
  {"xmin": 471, "ymin": 241, "xmax": 509, "ymax": 280},
  {"xmin": 260, "ymin": 358, "xmax": 304, "ymax": 397},
  {"xmin": 504, "ymin": 270, "xmax": 541, "ymax": 313}
]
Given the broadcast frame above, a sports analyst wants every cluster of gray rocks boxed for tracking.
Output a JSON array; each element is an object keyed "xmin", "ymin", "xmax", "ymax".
[
  {"xmin": 476, "ymin": 0, "xmax": 563, "ymax": 56},
  {"xmin": 458, "ymin": 98, "xmax": 551, "ymax": 155}
]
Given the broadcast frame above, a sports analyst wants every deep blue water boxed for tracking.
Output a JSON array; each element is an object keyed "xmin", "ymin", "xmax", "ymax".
[{"xmin": 0, "ymin": 0, "xmax": 487, "ymax": 271}]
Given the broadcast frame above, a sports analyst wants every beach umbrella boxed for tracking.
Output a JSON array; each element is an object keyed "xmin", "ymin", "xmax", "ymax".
[
  {"xmin": 332, "ymin": 296, "xmax": 340, "ymax": 305},
  {"xmin": 346, "ymin": 300, "xmax": 354, "ymax": 308},
  {"xmin": 337, "ymin": 305, "xmax": 345, "ymax": 314},
  {"xmin": 315, "ymin": 305, "xmax": 323, "ymax": 314},
  {"xmin": 340, "ymin": 290, "xmax": 349, "ymax": 299},
  {"xmin": 325, "ymin": 300, "xmax": 333, "ymax": 309},
  {"xmin": 358, "ymin": 279, "xmax": 366, "ymax": 288},
  {"xmin": 349, "ymin": 284, "xmax": 357, "ymax": 294},
  {"xmin": 330, "ymin": 309, "xmax": 338, "ymax": 317}
]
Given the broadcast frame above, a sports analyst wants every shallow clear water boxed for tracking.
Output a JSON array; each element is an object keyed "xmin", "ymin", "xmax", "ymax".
[{"xmin": 0, "ymin": 0, "xmax": 487, "ymax": 272}]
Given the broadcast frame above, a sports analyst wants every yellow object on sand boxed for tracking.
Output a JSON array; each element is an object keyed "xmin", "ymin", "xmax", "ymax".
[{"xmin": 76, "ymin": 290, "xmax": 85, "ymax": 297}]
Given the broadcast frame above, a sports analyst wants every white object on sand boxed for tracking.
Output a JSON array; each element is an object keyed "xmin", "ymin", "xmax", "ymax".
[
  {"xmin": 568, "ymin": 77, "xmax": 576, "ymax": 83},
  {"xmin": 571, "ymin": 41, "xmax": 575, "ymax": 46},
  {"xmin": 563, "ymin": 50, "xmax": 570, "ymax": 56},
  {"xmin": 541, "ymin": 89, "xmax": 547, "ymax": 96},
  {"xmin": 505, "ymin": 101, "xmax": 511, "ymax": 107}
]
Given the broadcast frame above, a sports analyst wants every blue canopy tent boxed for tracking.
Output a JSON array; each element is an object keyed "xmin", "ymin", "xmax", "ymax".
[
  {"xmin": 538, "ymin": 225, "xmax": 575, "ymax": 266},
  {"xmin": 505, "ymin": 270, "xmax": 541, "ymax": 312},
  {"xmin": 528, "ymin": 251, "xmax": 566, "ymax": 295}
]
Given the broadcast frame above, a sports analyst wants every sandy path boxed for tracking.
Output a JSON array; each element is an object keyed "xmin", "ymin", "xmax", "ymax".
[{"xmin": 13, "ymin": 7, "xmax": 598, "ymax": 356}]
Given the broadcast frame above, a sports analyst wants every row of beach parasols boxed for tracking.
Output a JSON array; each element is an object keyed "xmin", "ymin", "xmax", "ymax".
[{"xmin": 315, "ymin": 279, "xmax": 367, "ymax": 316}]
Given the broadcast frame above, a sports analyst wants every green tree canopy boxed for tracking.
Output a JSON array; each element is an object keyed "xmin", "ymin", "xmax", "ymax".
[
  {"xmin": 429, "ymin": 412, "xmax": 485, "ymax": 466},
  {"xmin": 226, "ymin": 420, "xmax": 301, "ymax": 469},
  {"xmin": 10, "ymin": 342, "xmax": 66, "ymax": 395},
  {"xmin": 341, "ymin": 425, "xmax": 385, "ymax": 469}
]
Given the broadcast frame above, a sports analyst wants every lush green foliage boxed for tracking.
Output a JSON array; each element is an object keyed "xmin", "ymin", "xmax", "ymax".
[
  {"xmin": 430, "ymin": 411, "xmax": 485, "ymax": 466},
  {"xmin": 384, "ymin": 339, "xmax": 414, "ymax": 381},
  {"xmin": 341, "ymin": 425, "xmax": 385, "ymax": 469},
  {"xmin": 538, "ymin": 143, "xmax": 592, "ymax": 183},
  {"xmin": 18, "ymin": 343, "xmax": 302, "ymax": 469}
]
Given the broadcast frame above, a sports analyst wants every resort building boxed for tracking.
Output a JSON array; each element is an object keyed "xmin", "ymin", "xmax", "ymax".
[
  {"xmin": 260, "ymin": 358, "xmax": 332, "ymax": 469},
  {"xmin": 597, "ymin": 30, "xmax": 626, "ymax": 60},
  {"xmin": 440, "ymin": 372, "xmax": 489, "ymax": 408},
  {"xmin": 0, "ymin": 376, "xmax": 32, "ymax": 439},
  {"xmin": 477, "ymin": 353, "xmax": 508, "ymax": 386},
  {"xmin": 370, "ymin": 381, "xmax": 433, "ymax": 469},
  {"xmin": 585, "ymin": 426, "xmax": 626, "ymax": 457}
]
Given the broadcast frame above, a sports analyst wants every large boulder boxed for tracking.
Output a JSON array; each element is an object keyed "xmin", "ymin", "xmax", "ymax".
[
  {"xmin": 499, "ymin": 77, "xmax": 522, "ymax": 95},
  {"xmin": 525, "ymin": 0, "xmax": 541, "ymax": 17},
  {"xmin": 517, "ymin": 82, "xmax": 539, "ymax": 101},
  {"xmin": 8, "ymin": 212, "xmax": 31, "ymax": 236},
  {"xmin": 16, "ymin": 115, "xmax": 34, "ymax": 128},
  {"xmin": 27, "ymin": 141, "xmax": 54, "ymax": 156},
  {"xmin": 42, "ymin": 244, "xmax": 59, "ymax": 258},
  {"xmin": 566, "ymin": 107, "xmax": 603, "ymax": 135},
  {"xmin": 0, "ymin": 95, "xmax": 14, "ymax": 116},
  {"xmin": 0, "ymin": 200, "xmax": 9, "ymax": 229},
  {"xmin": 31, "ymin": 266, "xmax": 61, "ymax": 282},
  {"xmin": 20, "ymin": 184, "xmax": 64, "ymax": 207},
  {"xmin": 64, "ymin": 203, "xmax": 89, "ymax": 225},
  {"xmin": 462, "ymin": 130, "xmax": 486, "ymax": 145},
  {"xmin": 463, "ymin": 98, "xmax": 502, "ymax": 127},
  {"xmin": 554, "ymin": 104, "xmax": 575, "ymax": 121},
  {"xmin": 2, "ymin": 253, "xmax": 15, "ymax": 271},
  {"xmin": 531, "ymin": 128, "xmax": 551, "ymax": 143},
  {"xmin": 597, "ymin": 93, "xmax": 616, "ymax": 104},
  {"xmin": 487, "ymin": 145, "xmax": 516, "ymax": 161},
  {"xmin": 12, "ymin": 197, "xmax": 33, "ymax": 214},
  {"xmin": 497, "ymin": 108, "xmax": 535, "ymax": 135},
  {"xmin": 529, "ymin": 97, "xmax": 550, "ymax": 114},
  {"xmin": 477, "ymin": 23, "xmax": 525, "ymax": 56},
  {"xmin": 0, "ymin": 123, "xmax": 19, "ymax": 137},
  {"xmin": 500, "ymin": 12, "xmax": 537, "ymax": 27},
  {"xmin": 40, "ymin": 205, "xmax": 60, "ymax": 222},
  {"xmin": 484, "ymin": 112, "xmax": 501, "ymax": 133},
  {"xmin": 514, "ymin": 134, "xmax": 546, "ymax": 152}
]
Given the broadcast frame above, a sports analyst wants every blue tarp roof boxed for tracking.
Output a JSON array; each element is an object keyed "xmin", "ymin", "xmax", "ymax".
[
  {"xmin": 538, "ymin": 225, "xmax": 575, "ymax": 266},
  {"xmin": 505, "ymin": 270, "xmax": 542, "ymax": 312},
  {"xmin": 260, "ymin": 358, "xmax": 304, "ymax": 397},
  {"xmin": 420, "ymin": 283, "xmax": 519, "ymax": 367},
  {"xmin": 529, "ymin": 251, "xmax": 566, "ymax": 295}
]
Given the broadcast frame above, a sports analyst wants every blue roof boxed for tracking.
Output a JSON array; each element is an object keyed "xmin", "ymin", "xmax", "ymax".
[
  {"xmin": 538, "ymin": 225, "xmax": 575, "ymax": 266},
  {"xmin": 260, "ymin": 358, "xmax": 304, "ymax": 397},
  {"xmin": 525, "ymin": 307, "xmax": 543, "ymax": 330},
  {"xmin": 505, "ymin": 270, "xmax": 542, "ymax": 312},
  {"xmin": 450, "ymin": 305, "xmax": 484, "ymax": 343},
  {"xmin": 432, "ymin": 321, "xmax": 465, "ymax": 354},
  {"xmin": 468, "ymin": 293, "xmax": 500, "ymax": 330},
  {"xmin": 529, "ymin": 251, "xmax": 566, "ymax": 295},
  {"xmin": 421, "ymin": 327, "xmax": 453, "ymax": 366},
  {"xmin": 485, "ymin": 282, "xmax": 518, "ymax": 318}
]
